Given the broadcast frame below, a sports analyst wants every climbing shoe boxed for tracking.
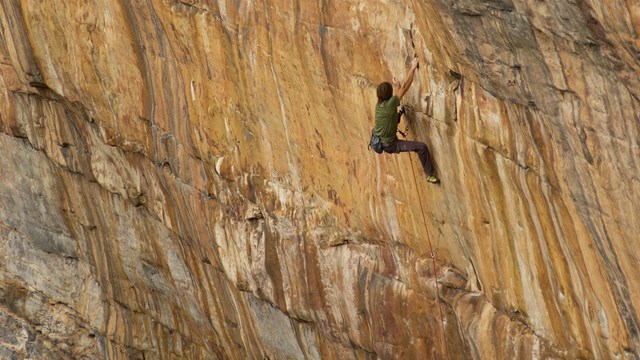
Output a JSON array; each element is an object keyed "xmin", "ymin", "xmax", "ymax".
[{"xmin": 426, "ymin": 175, "xmax": 440, "ymax": 184}]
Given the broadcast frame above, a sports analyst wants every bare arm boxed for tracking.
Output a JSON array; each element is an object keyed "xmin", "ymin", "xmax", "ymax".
[
  {"xmin": 392, "ymin": 75, "xmax": 401, "ymax": 93},
  {"xmin": 396, "ymin": 57, "xmax": 420, "ymax": 100}
]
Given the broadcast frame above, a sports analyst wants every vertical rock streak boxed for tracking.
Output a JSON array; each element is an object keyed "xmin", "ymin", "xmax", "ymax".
[{"xmin": 0, "ymin": 0, "xmax": 639, "ymax": 359}]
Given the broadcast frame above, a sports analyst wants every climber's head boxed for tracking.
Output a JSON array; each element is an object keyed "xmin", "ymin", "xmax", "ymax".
[{"xmin": 376, "ymin": 82, "xmax": 393, "ymax": 104}]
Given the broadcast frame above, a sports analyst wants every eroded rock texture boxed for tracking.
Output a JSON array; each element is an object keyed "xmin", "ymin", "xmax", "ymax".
[{"xmin": 1, "ymin": 0, "xmax": 639, "ymax": 359}]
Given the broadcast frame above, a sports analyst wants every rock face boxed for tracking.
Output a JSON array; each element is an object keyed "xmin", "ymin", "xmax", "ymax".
[{"xmin": 1, "ymin": 0, "xmax": 639, "ymax": 358}]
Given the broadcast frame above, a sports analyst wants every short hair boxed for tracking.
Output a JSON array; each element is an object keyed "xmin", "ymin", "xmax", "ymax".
[{"xmin": 376, "ymin": 82, "xmax": 393, "ymax": 104}]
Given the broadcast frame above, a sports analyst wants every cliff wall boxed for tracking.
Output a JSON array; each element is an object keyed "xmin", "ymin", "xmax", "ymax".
[{"xmin": 1, "ymin": 0, "xmax": 639, "ymax": 359}]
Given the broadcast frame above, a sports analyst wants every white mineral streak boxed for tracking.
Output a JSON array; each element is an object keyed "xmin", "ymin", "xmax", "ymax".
[{"xmin": 0, "ymin": 0, "xmax": 639, "ymax": 359}]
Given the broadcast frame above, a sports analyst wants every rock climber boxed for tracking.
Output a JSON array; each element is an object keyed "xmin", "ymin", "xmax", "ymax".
[{"xmin": 373, "ymin": 57, "xmax": 439, "ymax": 183}]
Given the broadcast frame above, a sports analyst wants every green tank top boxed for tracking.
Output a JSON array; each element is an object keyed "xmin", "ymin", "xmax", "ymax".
[{"xmin": 373, "ymin": 96, "xmax": 400, "ymax": 145}]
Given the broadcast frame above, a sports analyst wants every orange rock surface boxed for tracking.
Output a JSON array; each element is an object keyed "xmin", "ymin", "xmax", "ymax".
[{"xmin": 1, "ymin": 1, "xmax": 639, "ymax": 358}]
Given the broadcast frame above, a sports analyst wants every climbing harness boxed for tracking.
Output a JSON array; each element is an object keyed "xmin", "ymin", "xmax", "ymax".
[
  {"xmin": 368, "ymin": 131, "xmax": 384, "ymax": 154},
  {"xmin": 369, "ymin": 105, "xmax": 407, "ymax": 154}
]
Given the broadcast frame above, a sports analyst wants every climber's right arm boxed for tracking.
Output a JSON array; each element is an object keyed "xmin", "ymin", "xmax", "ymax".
[{"xmin": 397, "ymin": 58, "xmax": 419, "ymax": 100}]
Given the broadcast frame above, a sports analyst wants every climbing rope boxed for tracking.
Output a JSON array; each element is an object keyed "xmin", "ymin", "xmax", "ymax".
[
  {"xmin": 397, "ymin": 28, "xmax": 451, "ymax": 357},
  {"xmin": 399, "ymin": 114, "xmax": 452, "ymax": 360}
]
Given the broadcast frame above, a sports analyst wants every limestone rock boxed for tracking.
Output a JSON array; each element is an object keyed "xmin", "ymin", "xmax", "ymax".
[{"xmin": 1, "ymin": 0, "xmax": 639, "ymax": 359}]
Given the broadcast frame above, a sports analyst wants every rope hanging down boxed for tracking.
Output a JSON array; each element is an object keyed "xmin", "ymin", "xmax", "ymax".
[
  {"xmin": 399, "ymin": 126, "xmax": 451, "ymax": 360},
  {"xmin": 398, "ymin": 29, "xmax": 451, "ymax": 353}
]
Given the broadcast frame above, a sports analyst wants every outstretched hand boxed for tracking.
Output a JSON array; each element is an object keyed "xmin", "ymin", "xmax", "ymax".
[
  {"xmin": 392, "ymin": 75, "xmax": 401, "ymax": 88},
  {"xmin": 396, "ymin": 58, "xmax": 419, "ymax": 100}
]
